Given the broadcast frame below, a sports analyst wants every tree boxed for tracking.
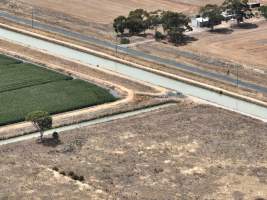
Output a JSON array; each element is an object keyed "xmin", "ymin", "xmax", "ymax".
[
  {"xmin": 161, "ymin": 11, "xmax": 192, "ymax": 45},
  {"xmin": 128, "ymin": 9, "xmax": 149, "ymax": 19},
  {"xmin": 167, "ymin": 27, "xmax": 185, "ymax": 45},
  {"xmin": 147, "ymin": 10, "xmax": 162, "ymax": 31},
  {"xmin": 126, "ymin": 16, "xmax": 146, "ymax": 35},
  {"xmin": 260, "ymin": 6, "xmax": 267, "ymax": 19},
  {"xmin": 126, "ymin": 9, "xmax": 149, "ymax": 34},
  {"xmin": 113, "ymin": 16, "xmax": 127, "ymax": 35},
  {"xmin": 222, "ymin": 0, "xmax": 253, "ymax": 24},
  {"xmin": 26, "ymin": 111, "xmax": 52, "ymax": 142},
  {"xmin": 161, "ymin": 11, "xmax": 192, "ymax": 33},
  {"xmin": 200, "ymin": 4, "xmax": 224, "ymax": 30}
]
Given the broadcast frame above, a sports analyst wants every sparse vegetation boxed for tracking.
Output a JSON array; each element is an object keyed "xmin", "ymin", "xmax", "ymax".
[{"xmin": 55, "ymin": 168, "xmax": 85, "ymax": 182}]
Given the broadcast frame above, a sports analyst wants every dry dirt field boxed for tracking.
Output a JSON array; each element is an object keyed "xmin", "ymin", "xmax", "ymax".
[
  {"xmin": 7, "ymin": 0, "xmax": 224, "ymax": 23},
  {"xmin": 0, "ymin": 0, "xmax": 223, "ymax": 40},
  {"xmin": 0, "ymin": 103, "xmax": 267, "ymax": 199},
  {"xmin": 182, "ymin": 20, "xmax": 267, "ymax": 70},
  {"xmin": 134, "ymin": 19, "xmax": 267, "ymax": 89}
]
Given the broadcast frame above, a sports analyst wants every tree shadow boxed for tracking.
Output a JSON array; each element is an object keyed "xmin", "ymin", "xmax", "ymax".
[
  {"xmin": 119, "ymin": 33, "xmax": 148, "ymax": 38},
  {"xmin": 175, "ymin": 35, "xmax": 198, "ymax": 46},
  {"xmin": 41, "ymin": 137, "xmax": 62, "ymax": 147},
  {"xmin": 231, "ymin": 23, "xmax": 258, "ymax": 29},
  {"xmin": 209, "ymin": 28, "xmax": 234, "ymax": 34}
]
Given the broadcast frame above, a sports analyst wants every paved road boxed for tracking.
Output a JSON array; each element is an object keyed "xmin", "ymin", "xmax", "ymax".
[{"xmin": 1, "ymin": 11, "xmax": 267, "ymax": 94}]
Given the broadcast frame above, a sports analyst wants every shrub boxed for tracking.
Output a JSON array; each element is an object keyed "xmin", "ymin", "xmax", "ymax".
[
  {"xmin": 72, "ymin": 174, "xmax": 80, "ymax": 181},
  {"xmin": 52, "ymin": 166, "xmax": 59, "ymax": 171},
  {"xmin": 155, "ymin": 31, "xmax": 164, "ymax": 41},
  {"xmin": 79, "ymin": 176, "xmax": 85, "ymax": 182},
  {"xmin": 52, "ymin": 131, "xmax": 59, "ymax": 141},
  {"xmin": 59, "ymin": 171, "xmax": 66, "ymax": 176},
  {"xmin": 120, "ymin": 38, "xmax": 130, "ymax": 44},
  {"xmin": 68, "ymin": 171, "xmax": 75, "ymax": 177}
]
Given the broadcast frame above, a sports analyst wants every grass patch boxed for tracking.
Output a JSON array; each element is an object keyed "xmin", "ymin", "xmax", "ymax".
[
  {"xmin": 0, "ymin": 54, "xmax": 117, "ymax": 126},
  {"xmin": 0, "ymin": 63, "xmax": 71, "ymax": 92}
]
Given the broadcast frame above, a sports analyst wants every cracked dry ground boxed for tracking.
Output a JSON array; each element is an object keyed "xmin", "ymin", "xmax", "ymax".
[{"xmin": 0, "ymin": 102, "xmax": 267, "ymax": 200}]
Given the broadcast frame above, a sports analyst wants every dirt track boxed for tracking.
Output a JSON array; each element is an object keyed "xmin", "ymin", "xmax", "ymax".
[{"xmin": 0, "ymin": 103, "xmax": 267, "ymax": 199}]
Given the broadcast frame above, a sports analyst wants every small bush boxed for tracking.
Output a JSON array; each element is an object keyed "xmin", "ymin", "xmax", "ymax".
[
  {"xmin": 79, "ymin": 176, "xmax": 85, "ymax": 182},
  {"xmin": 120, "ymin": 38, "xmax": 130, "ymax": 44},
  {"xmin": 72, "ymin": 174, "xmax": 80, "ymax": 181},
  {"xmin": 59, "ymin": 171, "xmax": 66, "ymax": 176},
  {"xmin": 52, "ymin": 166, "xmax": 59, "ymax": 171},
  {"xmin": 52, "ymin": 131, "xmax": 59, "ymax": 141},
  {"xmin": 155, "ymin": 31, "xmax": 164, "ymax": 41},
  {"xmin": 68, "ymin": 171, "xmax": 75, "ymax": 177}
]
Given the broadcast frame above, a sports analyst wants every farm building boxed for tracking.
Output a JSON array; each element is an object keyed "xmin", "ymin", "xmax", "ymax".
[{"xmin": 191, "ymin": 17, "xmax": 209, "ymax": 28}]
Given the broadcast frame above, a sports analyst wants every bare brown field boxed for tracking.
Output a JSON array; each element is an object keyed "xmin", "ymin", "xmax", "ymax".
[
  {"xmin": 133, "ymin": 20, "xmax": 267, "ymax": 90},
  {"xmin": 0, "ymin": 103, "xmax": 267, "ymax": 199},
  {"xmin": 182, "ymin": 20, "xmax": 267, "ymax": 70},
  {"xmin": 0, "ymin": 0, "xmax": 224, "ymax": 40},
  {"xmin": 11, "ymin": 0, "xmax": 224, "ymax": 23}
]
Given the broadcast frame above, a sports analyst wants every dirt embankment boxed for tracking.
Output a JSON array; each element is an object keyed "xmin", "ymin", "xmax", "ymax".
[{"xmin": 0, "ymin": 103, "xmax": 266, "ymax": 199}]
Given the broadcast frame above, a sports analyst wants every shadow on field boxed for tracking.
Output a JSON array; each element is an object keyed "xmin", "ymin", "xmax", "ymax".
[
  {"xmin": 174, "ymin": 35, "xmax": 198, "ymax": 46},
  {"xmin": 232, "ymin": 23, "xmax": 258, "ymax": 29},
  {"xmin": 41, "ymin": 137, "xmax": 62, "ymax": 147},
  {"xmin": 209, "ymin": 28, "xmax": 234, "ymax": 34}
]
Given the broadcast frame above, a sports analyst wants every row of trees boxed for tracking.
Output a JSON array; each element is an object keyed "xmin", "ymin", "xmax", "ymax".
[
  {"xmin": 113, "ymin": 0, "xmax": 267, "ymax": 44},
  {"xmin": 113, "ymin": 9, "xmax": 192, "ymax": 45},
  {"xmin": 200, "ymin": 0, "xmax": 267, "ymax": 30}
]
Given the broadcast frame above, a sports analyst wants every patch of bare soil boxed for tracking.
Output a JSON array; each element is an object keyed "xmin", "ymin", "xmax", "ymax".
[
  {"xmin": 181, "ymin": 20, "xmax": 267, "ymax": 71},
  {"xmin": 0, "ymin": 103, "xmax": 267, "ymax": 199},
  {"xmin": 134, "ymin": 30, "xmax": 267, "ymax": 89}
]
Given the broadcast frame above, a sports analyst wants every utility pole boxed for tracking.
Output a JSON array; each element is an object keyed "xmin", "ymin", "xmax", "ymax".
[
  {"xmin": 236, "ymin": 65, "xmax": 239, "ymax": 87},
  {"xmin": 115, "ymin": 34, "xmax": 118, "ymax": 56},
  {"xmin": 31, "ymin": 7, "xmax": 34, "ymax": 28}
]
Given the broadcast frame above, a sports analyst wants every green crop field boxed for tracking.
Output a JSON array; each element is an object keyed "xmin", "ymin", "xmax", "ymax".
[{"xmin": 0, "ymin": 55, "xmax": 116, "ymax": 126}]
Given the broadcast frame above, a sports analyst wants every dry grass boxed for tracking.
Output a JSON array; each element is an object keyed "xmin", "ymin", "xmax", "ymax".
[
  {"xmin": 0, "ymin": 103, "xmax": 267, "ymax": 199},
  {"xmin": 14, "ymin": 0, "xmax": 225, "ymax": 23},
  {"xmin": 182, "ymin": 20, "xmax": 267, "ymax": 70}
]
